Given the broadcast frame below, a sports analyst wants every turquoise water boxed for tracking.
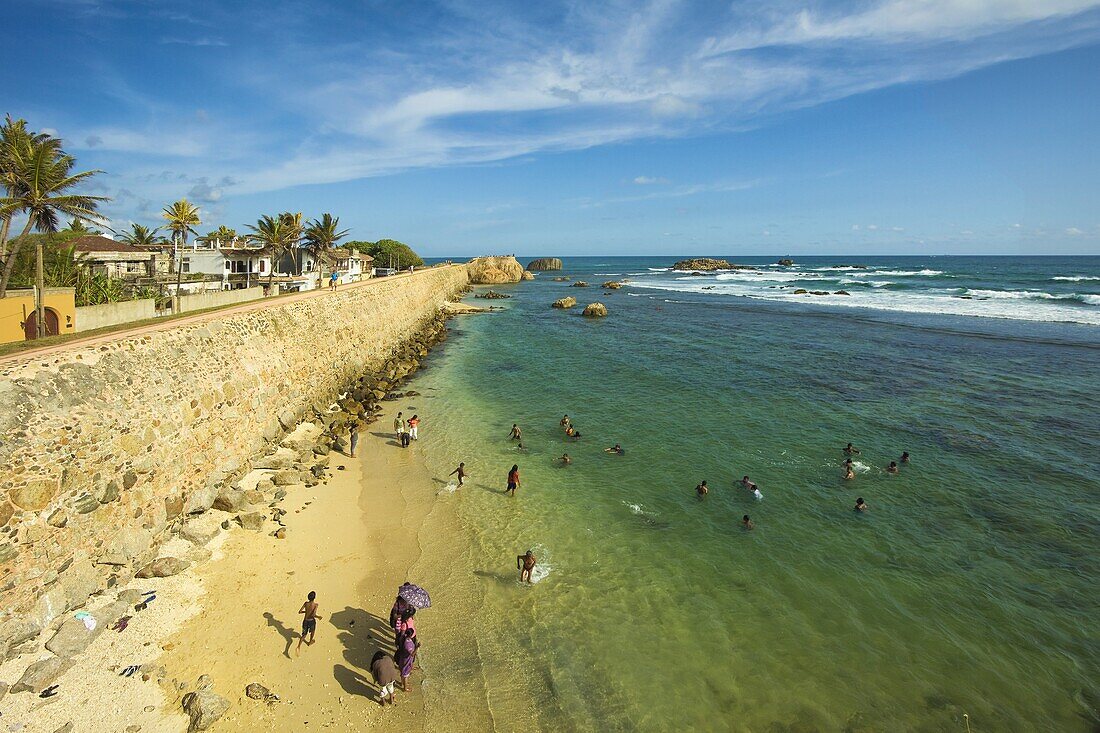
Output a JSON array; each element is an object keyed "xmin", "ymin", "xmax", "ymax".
[{"xmin": 406, "ymin": 257, "xmax": 1100, "ymax": 732}]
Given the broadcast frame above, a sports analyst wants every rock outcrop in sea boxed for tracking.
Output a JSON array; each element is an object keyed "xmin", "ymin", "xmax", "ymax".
[
  {"xmin": 552, "ymin": 297, "xmax": 577, "ymax": 309},
  {"xmin": 671, "ymin": 258, "xmax": 752, "ymax": 271},
  {"xmin": 467, "ymin": 255, "xmax": 525, "ymax": 284},
  {"xmin": 571, "ymin": 281, "xmax": 589, "ymax": 287},
  {"xmin": 602, "ymin": 281, "xmax": 623, "ymax": 289},
  {"xmin": 526, "ymin": 258, "xmax": 563, "ymax": 271},
  {"xmin": 582, "ymin": 302, "xmax": 608, "ymax": 317}
]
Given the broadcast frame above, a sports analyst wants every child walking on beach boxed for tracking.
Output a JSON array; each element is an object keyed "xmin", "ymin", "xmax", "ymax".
[
  {"xmin": 297, "ymin": 591, "xmax": 321, "ymax": 654},
  {"xmin": 507, "ymin": 464, "xmax": 520, "ymax": 496}
]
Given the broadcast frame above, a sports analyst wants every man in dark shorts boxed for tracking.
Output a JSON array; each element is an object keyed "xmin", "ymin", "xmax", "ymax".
[
  {"xmin": 297, "ymin": 590, "xmax": 321, "ymax": 654},
  {"xmin": 449, "ymin": 462, "xmax": 467, "ymax": 486},
  {"xmin": 509, "ymin": 424, "xmax": 522, "ymax": 441},
  {"xmin": 517, "ymin": 550, "xmax": 537, "ymax": 583},
  {"xmin": 507, "ymin": 465, "xmax": 520, "ymax": 496}
]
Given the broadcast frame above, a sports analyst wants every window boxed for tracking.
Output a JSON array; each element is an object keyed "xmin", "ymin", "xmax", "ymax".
[
  {"xmin": 224, "ymin": 261, "xmax": 231, "ymax": 270},
  {"xmin": 259, "ymin": 260, "xmax": 266, "ymax": 273},
  {"xmin": 182, "ymin": 258, "xmax": 190, "ymax": 273}
]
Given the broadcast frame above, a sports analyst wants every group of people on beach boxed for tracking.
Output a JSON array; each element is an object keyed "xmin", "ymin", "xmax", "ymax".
[{"xmin": 393, "ymin": 411, "xmax": 421, "ymax": 448}]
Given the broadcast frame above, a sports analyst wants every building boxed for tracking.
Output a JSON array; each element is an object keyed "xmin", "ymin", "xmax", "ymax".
[
  {"xmin": 0, "ymin": 288, "xmax": 77, "ymax": 344},
  {"xmin": 69, "ymin": 235, "xmax": 161, "ymax": 279},
  {"xmin": 331, "ymin": 248, "xmax": 374, "ymax": 284}
]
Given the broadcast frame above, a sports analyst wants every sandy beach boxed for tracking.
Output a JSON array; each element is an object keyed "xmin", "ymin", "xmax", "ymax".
[{"xmin": 0, "ymin": 398, "xmax": 443, "ymax": 732}]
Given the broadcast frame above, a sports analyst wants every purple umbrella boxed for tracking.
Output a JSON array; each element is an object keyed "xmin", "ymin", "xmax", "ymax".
[{"xmin": 398, "ymin": 582, "xmax": 431, "ymax": 609}]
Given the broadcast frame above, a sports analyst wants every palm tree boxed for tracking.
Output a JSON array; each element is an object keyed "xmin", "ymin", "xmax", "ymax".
[
  {"xmin": 200, "ymin": 225, "xmax": 239, "ymax": 247},
  {"xmin": 277, "ymin": 212, "xmax": 304, "ymax": 274},
  {"xmin": 247, "ymin": 214, "xmax": 294, "ymax": 291},
  {"xmin": 303, "ymin": 213, "xmax": 350, "ymax": 289},
  {"xmin": 161, "ymin": 199, "xmax": 201, "ymax": 310},
  {"xmin": 0, "ymin": 116, "xmax": 49, "ymax": 273},
  {"xmin": 118, "ymin": 223, "xmax": 165, "ymax": 247},
  {"xmin": 0, "ymin": 132, "xmax": 108, "ymax": 336}
]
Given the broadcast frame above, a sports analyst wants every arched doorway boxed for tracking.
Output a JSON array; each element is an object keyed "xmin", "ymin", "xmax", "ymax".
[{"xmin": 24, "ymin": 308, "xmax": 60, "ymax": 340}]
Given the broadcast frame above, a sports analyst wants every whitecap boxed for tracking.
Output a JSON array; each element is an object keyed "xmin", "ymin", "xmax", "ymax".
[
  {"xmin": 1051, "ymin": 275, "xmax": 1100, "ymax": 282},
  {"xmin": 852, "ymin": 269, "xmax": 943, "ymax": 277}
]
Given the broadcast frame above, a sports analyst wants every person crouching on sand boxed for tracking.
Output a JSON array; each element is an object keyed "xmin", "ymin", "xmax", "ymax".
[
  {"xmin": 371, "ymin": 651, "xmax": 400, "ymax": 706},
  {"xmin": 507, "ymin": 465, "xmax": 520, "ymax": 496},
  {"xmin": 297, "ymin": 591, "xmax": 321, "ymax": 654}
]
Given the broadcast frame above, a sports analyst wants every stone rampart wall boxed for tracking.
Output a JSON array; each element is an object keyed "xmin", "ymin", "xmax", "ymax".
[{"xmin": 0, "ymin": 265, "xmax": 469, "ymax": 659}]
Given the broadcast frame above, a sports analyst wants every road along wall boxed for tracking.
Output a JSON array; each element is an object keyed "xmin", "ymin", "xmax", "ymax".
[{"xmin": 0, "ymin": 265, "xmax": 469, "ymax": 661}]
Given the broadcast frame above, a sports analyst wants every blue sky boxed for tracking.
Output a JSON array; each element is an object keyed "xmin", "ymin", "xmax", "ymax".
[{"xmin": 7, "ymin": 0, "xmax": 1100, "ymax": 255}]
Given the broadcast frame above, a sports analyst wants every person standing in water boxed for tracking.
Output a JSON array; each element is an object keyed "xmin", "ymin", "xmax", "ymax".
[
  {"xmin": 560, "ymin": 415, "xmax": 571, "ymax": 429},
  {"xmin": 517, "ymin": 550, "xmax": 537, "ymax": 583},
  {"xmin": 407, "ymin": 414, "xmax": 420, "ymax": 441},
  {"xmin": 742, "ymin": 515, "xmax": 755, "ymax": 530},
  {"xmin": 296, "ymin": 591, "xmax": 321, "ymax": 654},
  {"xmin": 696, "ymin": 480, "xmax": 709, "ymax": 496},
  {"xmin": 901, "ymin": 452, "xmax": 911, "ymax": 464},
  {"xmin": 844, "ymin": 458, "xmax": 855, "ymax": 480},
  {"xmin": 449, "ymin": 462, "xmax": 467, "ymax": 486},
  {"xmin": 854, "ymin": 497, "xmax": 868, "ymax": 512},
  {"xmin": 509, "ymin": 424, "xmax": 522, "ymax": 441},
  {"xmin": 886, "ymin": 461, "xmax": 899, "ymax": 474},
  {"xmin": 560, "ymin": 453, "xmax": 572, "ymax": 465},
  {"xmin": 507, "ymin": 464, "xmax": 520, "ymax": 496}
]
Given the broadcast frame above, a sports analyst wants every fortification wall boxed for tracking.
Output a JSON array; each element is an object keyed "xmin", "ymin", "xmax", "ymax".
[{"xmin": 0, "ymin": 265, "xmax": 469, "ymax": 659}]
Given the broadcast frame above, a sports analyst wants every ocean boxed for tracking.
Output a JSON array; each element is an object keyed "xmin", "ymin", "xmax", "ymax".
[{"xmin": 404, "ymin": 256, "xmax": 1100, "ymax": 732}]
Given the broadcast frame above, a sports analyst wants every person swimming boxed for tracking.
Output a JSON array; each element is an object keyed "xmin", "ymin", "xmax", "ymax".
[
  {"xmin": 742, "ymin": 515, "xmax": 754, "ymax": 530},
  {"xmin": 565, "ymin": 425, "xmax": 576, "ymax": 437},
  {"xmin": 854, "ymin": 497, "xmax": 868, "ymax": 512},
  {"xmin": 696, "ymin": 481, "xmax": 709, "ymax": 496},
  {"xmin": 560, "ymin": 415, "xmax": 571, "ymax": 429},
  {"xmin": 844, "ymin": 442, "xmax": 861, "ymax": 455},
  {"xmin": 604, "ymin": 444, "xmax": 624, "ymax": 455},
  {"xmin": 560, "ymin": 453, "xmax": 572, "ymax": 465},
  {"xmin": 844, "ymin": 465, "xmax": 855, "ymax": 480},
  {"xmin": 886, "ymin": 461, "xmax": 899, "ymax": 474},
  {"xmin": 901, "ymin": 451, "xmax": 910, "ymax": 463}
]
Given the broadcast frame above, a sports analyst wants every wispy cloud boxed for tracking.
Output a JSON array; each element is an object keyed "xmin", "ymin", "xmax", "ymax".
[{"xmin": 633, "ymin": 176, "xmax": 670, "ymax": 184}]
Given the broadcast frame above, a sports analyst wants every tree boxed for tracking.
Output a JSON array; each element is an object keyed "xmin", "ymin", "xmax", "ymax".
[
  {"xmin": 247, "ymin": 214, "xmax": 295, "ymax": 291},
  {"xmin": 118, "ymin": 223, "xmax": 165, "ymax": 247},
  {"xmin": 346, "ymin": 238, "xmax": 423, "ymax": 270},
  {"xmin": 0, "ymin": 129, "xmax": 108, "ymax": 337},
  {"xmin": 199, "ymin": 225, "xmax": 239, "ymax": 246},
  {"xmin": 278, "ymin": 212, "xmax": 304, "ymax": 274},
  {"xmin": 63, "ymin": 218, "xmax": 102, "ymax": 235},
  {"xmin": 0, "ymin": 116, "xmax": 49, "ymax": 276},
  {"xmin": 303, "ymin": 213, "xmax": 349, "ymax": 289},
  {"xmin": 161, "ymin": 199, "xmax": 201, "ymax": 310}
]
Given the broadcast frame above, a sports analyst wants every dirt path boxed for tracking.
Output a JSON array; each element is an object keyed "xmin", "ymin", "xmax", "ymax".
[{"xmin": 0, "ymin": 266, "xmax": 458, "ymax": 367}]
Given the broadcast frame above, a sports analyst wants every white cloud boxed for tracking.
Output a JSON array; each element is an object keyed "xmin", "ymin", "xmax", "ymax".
[
  {"xmin": 867, "ymin": 224, "xmax": 879, "ymax": 230},
  {"xmin": 633, "ymin": 176, "xmax": 669, "ymax": 184},
  {"xmin": 1065, "ymin": 226, "xmax": 1084, "ymax": 235}
]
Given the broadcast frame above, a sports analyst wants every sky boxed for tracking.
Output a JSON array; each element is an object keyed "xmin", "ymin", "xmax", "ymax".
[{"xmin": 6, "ymin": 0, "xmax": 1100, "ymax": 256}]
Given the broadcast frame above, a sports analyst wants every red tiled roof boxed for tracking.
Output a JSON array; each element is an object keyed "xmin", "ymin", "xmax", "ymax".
[{"xmin": 69, "ymin": 235, "xmax": 152, "ymax": 254}]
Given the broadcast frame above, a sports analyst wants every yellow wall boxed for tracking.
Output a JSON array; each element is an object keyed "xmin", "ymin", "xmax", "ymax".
[{"xmin": 0, "ymin": 288, "xmax": 77, "ymax": 344}]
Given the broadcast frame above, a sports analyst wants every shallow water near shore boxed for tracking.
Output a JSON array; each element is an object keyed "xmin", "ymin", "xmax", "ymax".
[{"xmin": 403, "ymin": 256, "xmax": 1100, "ymax": 731}]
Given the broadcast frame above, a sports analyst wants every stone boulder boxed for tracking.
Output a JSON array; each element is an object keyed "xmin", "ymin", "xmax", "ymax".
[
  {"xmin": 570, "ymin": 281, "xmax": 589, "ymax": 288},
  {"xmin": 552, "ymin": 297, "xmax": 577, "ymax": 309},
  {"xmin": 777, "ymin": 258, "xmax": 795, "ymax": 266},
  {"xmin": 582, "ymin": 302, "xmax": 608, "ymax": 317},
  {"xmin": 44, "ymin": 600, "xmax": 128, "ymax": 657},
  {"xmin": 182, "ymin": 689, "xmax": 231, "ymax": 732},
  {"xmin": 136, "ymin": 557, "xmax": 191, "ymax": 579},
  {"xmin": 474, "ymin": 290, "xmax": 511, "ymax": 299},
  {"xmin": 526, "ymin": 257, "xmax": 563, "ymax": 271},
  {"xmin": 236, "ymin": 512, "xmax": 266, "ymax": 531},
  {"xmin": 212, "ymin": 490, "xmax": 245, "ymax": 513},
  {"xmin": 466, "ymin": 256, "xmax": 524, "ymax": 284},
  {"xmin": 552, "ymin": 276, "xmax": 571, "ymax": 281},
  {"xmin": 834, "ymin": 290, "xmax": 851, "ymax": 296},
  {"xmin": 179, "ymin": 514, "xmax": 224, "ymax": 547},
  {"xmin": 602, "ymin": 281, "xmax": 623, "ymax": 289},
  {"xmin": 11, "ymin": 656, "xmax": 72, "ymax": 694},
  {"xmin": 521, "ymin": 271, "xmax": 535, "ymax": 281}
]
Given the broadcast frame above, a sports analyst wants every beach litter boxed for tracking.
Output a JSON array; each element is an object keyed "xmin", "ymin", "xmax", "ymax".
[{"xmin": 74, "ymin": 612, "xmax": 96, "ymax": 632}]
